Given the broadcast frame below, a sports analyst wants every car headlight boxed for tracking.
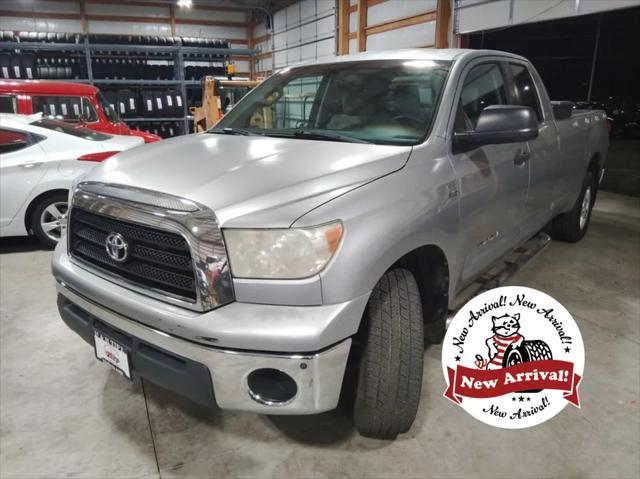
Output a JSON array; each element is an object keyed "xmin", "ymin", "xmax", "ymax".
[{"xmin": 224, "ymin": 222, "xmax": 343, "ymax": 279}]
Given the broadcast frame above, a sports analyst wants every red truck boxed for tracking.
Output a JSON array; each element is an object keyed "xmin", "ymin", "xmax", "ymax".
[{"xmin": 0, "ymin": 80, "xmax": 160, "ymax": 143}]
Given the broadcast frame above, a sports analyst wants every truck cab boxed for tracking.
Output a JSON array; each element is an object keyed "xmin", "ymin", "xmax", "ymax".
[{"xmin": 0, "ymin": 80, "xmax": 160, "ymax": 143}]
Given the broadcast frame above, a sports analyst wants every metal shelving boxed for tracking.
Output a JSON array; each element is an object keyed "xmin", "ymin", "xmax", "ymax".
[{"xmin": 1, "ymin": 38, "xmax": 256, "ymax": 135}]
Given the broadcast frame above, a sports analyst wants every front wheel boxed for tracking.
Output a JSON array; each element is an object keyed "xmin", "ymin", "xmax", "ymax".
[
  {"xmin": 353, "ymin": 268, "xmax": 424, "ymax": 439},
  {"xmin": 31, "ymin": 192, "xmax": 68, "ymax": 248},
  {"xmin": 551, "ymin": 171, "xmax": 596, "ymax": 242}
]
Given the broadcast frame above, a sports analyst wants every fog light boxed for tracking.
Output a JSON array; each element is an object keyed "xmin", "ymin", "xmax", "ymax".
[{"xmin": 247, "ymin": 368, "xmax": 297, "ymax": 405}]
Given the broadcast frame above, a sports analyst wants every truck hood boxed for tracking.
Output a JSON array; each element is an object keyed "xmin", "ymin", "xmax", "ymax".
[{"xmin": 86, "ymin": 133, "xmax": 412, "ymax": 227}]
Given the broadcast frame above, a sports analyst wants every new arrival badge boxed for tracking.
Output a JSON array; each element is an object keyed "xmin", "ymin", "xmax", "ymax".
[{"xmin": 442, "ymin": 286, "xmax": 584, "ymax": 428}]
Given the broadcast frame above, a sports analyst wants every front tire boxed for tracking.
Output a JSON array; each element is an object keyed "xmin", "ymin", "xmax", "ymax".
[
  {"xmin": 353, "ymin": 268, "xmax": 424, "ymax": 439},
  {"xmin": 31, "ymin": 192, "xmax": 68, "ymax": 248},
  {"xmin": 551, "ymin": 171, "xmax": 595, "ymax": 242}
]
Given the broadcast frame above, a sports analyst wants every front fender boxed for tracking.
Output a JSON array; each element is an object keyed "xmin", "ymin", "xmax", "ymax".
[{"xmin": 293, "ymin": 146, "xmax": 461, "ymax": 305}]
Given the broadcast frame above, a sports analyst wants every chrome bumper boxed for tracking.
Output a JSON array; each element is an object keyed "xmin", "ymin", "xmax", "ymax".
[{"xmin": 56, "ymin": 281, "xmax": 352, "ymax": 414}]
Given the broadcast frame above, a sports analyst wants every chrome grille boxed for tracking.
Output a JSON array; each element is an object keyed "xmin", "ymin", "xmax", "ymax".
[
  {"xmin": 70, "ymin": 209, "xmax": 197, "ymax": 301},
  {"xmin": 69, "ymin": 182, "xmax": 235, "ymax": 311}
]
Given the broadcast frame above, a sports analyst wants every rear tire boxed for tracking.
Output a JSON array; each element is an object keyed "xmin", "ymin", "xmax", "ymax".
[
  {"xmin": 551, "ymin": 171, "xmax": 595, "ymax": 242},
  {"xmin": 353, "ymin": 268, "xmax": 424, "ymax": 439},
  {"xmin": 30, "ymin": 192, "xmax": 68, "ymax": 248}
]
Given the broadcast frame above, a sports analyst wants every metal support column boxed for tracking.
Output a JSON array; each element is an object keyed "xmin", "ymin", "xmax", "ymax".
[{"xmin": 586, "ymin": 13, "xmax": 602, "ymax": 102}]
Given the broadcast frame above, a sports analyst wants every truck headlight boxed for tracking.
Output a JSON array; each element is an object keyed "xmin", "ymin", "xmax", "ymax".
[{"xmin": 224, "ymin": 222, "xmax": 343, "ymax": 279}]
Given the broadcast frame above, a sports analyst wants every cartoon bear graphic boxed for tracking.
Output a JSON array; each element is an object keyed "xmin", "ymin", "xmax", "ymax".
[{"xmin": 475, "ymin": 313, "xmax": 525, "ymax": 370}]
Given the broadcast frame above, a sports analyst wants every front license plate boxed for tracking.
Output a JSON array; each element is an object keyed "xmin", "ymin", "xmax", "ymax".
[{"xmin": 94, "ymin": 330, "xmax": 131, "ymax": 380}]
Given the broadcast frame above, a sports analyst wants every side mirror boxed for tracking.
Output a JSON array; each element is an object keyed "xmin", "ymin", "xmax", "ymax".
[{"xmin": 453, "ymin": 105, "xmax": 538, "ymax": 152}]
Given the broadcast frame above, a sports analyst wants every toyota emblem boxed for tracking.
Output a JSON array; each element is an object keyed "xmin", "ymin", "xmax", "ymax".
[{"xmin": 105, "ymin": 232, "xmax": 129, "ymax": 262}]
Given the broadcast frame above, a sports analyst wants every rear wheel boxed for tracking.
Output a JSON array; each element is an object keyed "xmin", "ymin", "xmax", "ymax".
[
  {"xmin": 31, "ymin": 192, "xmax": 68, "ymax": 248},
  {"xmin": 353, "ymin": 268, "xmax": 424, "ymax": 439},
  {"xmin": 551, "ymin": 171, "xmax": 596, "ymax": 242}
]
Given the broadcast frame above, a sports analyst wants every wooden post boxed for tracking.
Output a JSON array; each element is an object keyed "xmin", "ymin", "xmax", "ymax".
[
  {"xmin": 357, "ymin": 0, "xmax": 367, "ymax": 52},
  {"xmin": 435, "ymin": 0, "xmax": 452, "ymax": 49},
  {"xmin": 80, "ymin": 0, "xmax": 88, "ymax": 34},
  {"xmin": 337, "ymin": 0, "xmax": 350, "ymax": 55},
  {"xmin": 247, "ymin": 11, "xmax": 256, "ymax": 81},
  {"xmin": 169, "ymin": 3, "xmax": 176, "ymax": 36}
]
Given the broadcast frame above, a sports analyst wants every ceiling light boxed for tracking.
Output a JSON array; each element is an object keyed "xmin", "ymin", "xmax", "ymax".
[{"xmin": 177, "ymin": 0, "xmax": 193, "ymax": 8}]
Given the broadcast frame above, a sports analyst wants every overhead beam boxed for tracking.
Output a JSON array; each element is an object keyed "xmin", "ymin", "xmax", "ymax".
[
  {"xmin": 175, "ymin": 18, "xmax": 247, "ymax": 28},
  {"xmin": 0, "ymin": 10, "xmax": 80, "ymax": 21}
]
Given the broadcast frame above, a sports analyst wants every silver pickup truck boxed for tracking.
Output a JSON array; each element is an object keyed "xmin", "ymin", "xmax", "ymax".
[{"xmin": 52, "ymin": 49, "xmax": 609, "ymax": 439}]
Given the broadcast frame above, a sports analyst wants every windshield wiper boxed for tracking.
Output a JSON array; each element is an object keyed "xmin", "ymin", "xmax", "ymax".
[
  {"xmin": 290, "ymin": 130, "xmax": 372, "ymax": 144},
  {"xmin": 209, "ymin": 127, "xmax": 262, "ymax": 136}
]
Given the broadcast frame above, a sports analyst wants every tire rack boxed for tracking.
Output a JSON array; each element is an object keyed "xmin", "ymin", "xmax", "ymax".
[{"xmin": 0, "ymin": 37, "xmax": 255, "ymax": 137}]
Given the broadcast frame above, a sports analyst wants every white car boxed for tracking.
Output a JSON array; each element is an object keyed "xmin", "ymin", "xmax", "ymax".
[{"xmin": 0, "ymin": 113, "xmax": 144, "ymax": 247}]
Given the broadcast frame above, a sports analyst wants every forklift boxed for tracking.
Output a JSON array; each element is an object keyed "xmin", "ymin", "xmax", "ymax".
[{"xmin": 190, "ymin": 62, "xmax": 261, "ymax": 133}]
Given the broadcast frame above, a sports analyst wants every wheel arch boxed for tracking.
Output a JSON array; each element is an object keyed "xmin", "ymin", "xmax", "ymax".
[
  {"xmin": 588, "ymin": 152, "xmax": 601, "ymax": 178},
  {"xmin": 393, "ymin": 244, "xmax": 450, "ymax": 337},
  {"xmin": 23, "ymin": 188, "xmax": 68, "ymax": 234}
]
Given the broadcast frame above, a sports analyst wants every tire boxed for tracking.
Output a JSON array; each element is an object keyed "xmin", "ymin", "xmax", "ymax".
[
  {"xmin": 353, "ymin": 268, "xmax": 424, "ymax": 439},
  {"xmin": 502, "ymin": 340, "xmax": 553, "ymax": 393},
  {"xmin": 30, "ymin": 192, "xmax": 68, "ymax": 248},
  {"xmin": 551, "ymin": 171, "xmax": 596, "ymax": 242},
  {"xmin": 502, "ymin": 340, "xmax": 553, "ymax": 367}
]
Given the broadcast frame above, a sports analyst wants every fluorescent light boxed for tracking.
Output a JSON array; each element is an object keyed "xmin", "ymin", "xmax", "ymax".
[{"xmin": 177, "ymin": 0, "xmax": 193, "ymax": 8}]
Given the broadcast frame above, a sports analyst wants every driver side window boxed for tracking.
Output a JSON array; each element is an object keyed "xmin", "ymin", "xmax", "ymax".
[{"xmin": 455, "ymin": 63, "xmax": 508, "ymax": 131}]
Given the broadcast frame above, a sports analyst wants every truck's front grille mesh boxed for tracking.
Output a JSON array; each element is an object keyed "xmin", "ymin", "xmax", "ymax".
[{"xmin": 69, "ymin": 208, "xmax": 196, "ymax": 301}]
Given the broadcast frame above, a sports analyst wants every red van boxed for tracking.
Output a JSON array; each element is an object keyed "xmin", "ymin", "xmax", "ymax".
[{"xmin": 0, "ymin": 80, "xmax": 161, "ymax": 143}]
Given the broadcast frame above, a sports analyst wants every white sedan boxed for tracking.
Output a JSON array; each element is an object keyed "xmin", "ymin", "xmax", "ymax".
[{"xmin": 0, "ymin": 113, "xmax": 144, "ymax": 247}]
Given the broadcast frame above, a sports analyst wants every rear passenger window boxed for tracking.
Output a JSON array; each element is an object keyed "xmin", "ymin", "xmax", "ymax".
[
  {"xmin": 457, "ymin": 63, "xmax": 508, "ymax": 130},
  {"xmin": 0, "ymin": 129, "xmax": 29, "ymax": 154},
  {"xmin": 0, "ymin": 95, "xmax": 16, "ymax": 113},
  {"xmin": 509, "ymin": 64, "xmax": 542, "ymax": 122},
  {"xmin": 32, "ymin": 96, "xmax": 98, "ymax": 122}
]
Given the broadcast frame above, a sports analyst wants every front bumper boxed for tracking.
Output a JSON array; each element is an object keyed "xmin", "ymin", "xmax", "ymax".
[
  {"xmin": 52, "ymin": 244, "xmax": 369, "ymax": 352},
  {"xmin": 56, "ymin": 281, "xmax": 352, "ymax": 414}
]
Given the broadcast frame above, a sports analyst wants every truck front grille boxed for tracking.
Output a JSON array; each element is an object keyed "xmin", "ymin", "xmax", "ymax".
[{"xmin": 69, "ymin": 208, "xmax": 196, "ymax": 301}]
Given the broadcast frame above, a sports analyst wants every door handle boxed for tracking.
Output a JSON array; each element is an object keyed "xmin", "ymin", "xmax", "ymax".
[
  {"xmin": 514, "ymin": 150, "xmax": 530, "ymax": 167},
  {"xmin": 19, "ymin": 162, "xmax": 43, "ymax": 169}
]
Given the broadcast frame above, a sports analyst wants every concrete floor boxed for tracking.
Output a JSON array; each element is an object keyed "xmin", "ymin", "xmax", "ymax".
[{"xmin": 1, "ymin": 191, "xmax": 638, "ymax": 479}]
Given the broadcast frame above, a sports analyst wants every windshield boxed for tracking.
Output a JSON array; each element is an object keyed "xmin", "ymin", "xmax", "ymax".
[
  {"xmin": 214, "ymin": 59, "xmax": 451, "ymax": 145},
  {"xmin": 30, "ymin": 118, "xmax": 112, "ymax": 141},
  {"xmin": 97, "ymin": 91, "xmax": 120, "ymax": 123}
]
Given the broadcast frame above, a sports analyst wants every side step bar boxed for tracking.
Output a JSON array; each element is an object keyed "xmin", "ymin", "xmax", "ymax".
[{"xmin": 446, "ymin": 232, "xmax": 552, "ymax": 326}]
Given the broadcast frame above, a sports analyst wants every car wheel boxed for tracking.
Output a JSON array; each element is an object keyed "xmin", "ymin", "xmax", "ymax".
[
  {"xmin": 551, "ymin": 171, "xmax": 596, "ymax": 242},
  {"xmin": 353, "ymin": 268, "xmax": 424, "ymax": 439},
  {"xmin": 31, "ymin": 193, "xmax": 68, "ymax": 248}
]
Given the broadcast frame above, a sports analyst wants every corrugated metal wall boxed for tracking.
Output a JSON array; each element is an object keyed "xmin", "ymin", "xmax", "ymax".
[
  {"xmin": 0, "ymin": 1, "xmax": 247, "ymax": 41},
  {"xmin": 0, "ymin": 0, "xmax": 252, "ymax": 74},
  {"xmin": 253, "ymin": 0, "xmax": 335, "ymax": 74},
  {"xmin": 348, "ymin": 0, "xmax": 438, "ymax": 53},
  {"xmin": 0, "ymin": 0, "xmax": 83, "ymax": 33},
  {"xmin": 456, "ymin": 0, "xmax": 640, "ymax": 34}
]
